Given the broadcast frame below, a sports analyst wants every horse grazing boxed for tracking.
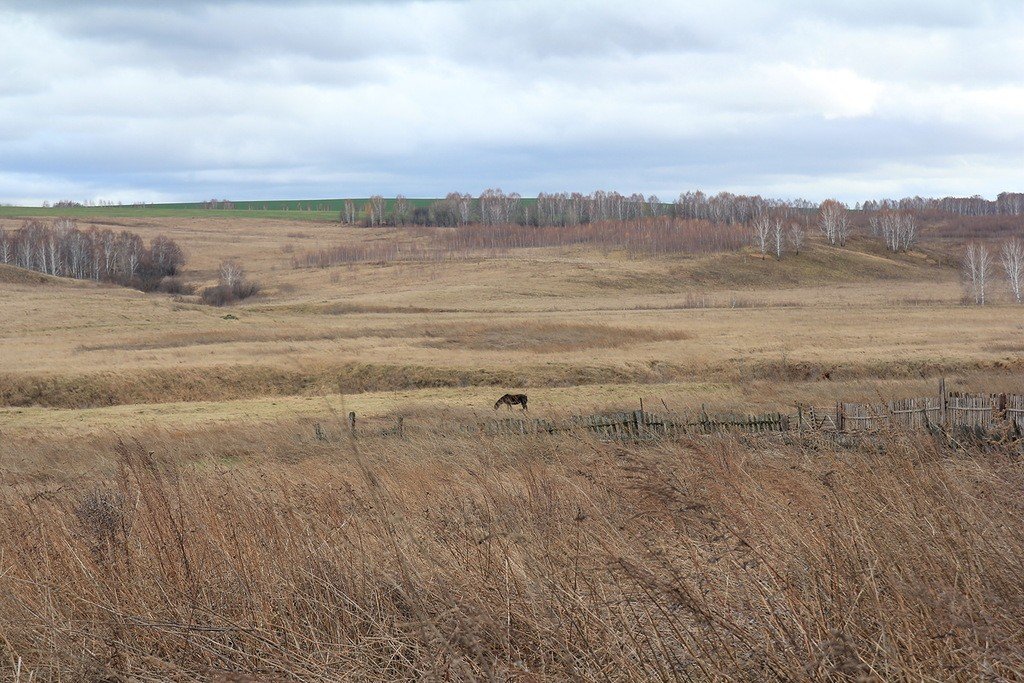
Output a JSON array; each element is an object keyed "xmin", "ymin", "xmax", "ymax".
[{"xmin": 494, "ymin": 393, "xmax": 528, "ymax": 411}]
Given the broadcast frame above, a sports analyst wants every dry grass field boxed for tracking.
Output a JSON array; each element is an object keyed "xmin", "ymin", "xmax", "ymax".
[{"xmin": 2, "ymin": 213, "xmax": 1024, "ymax": 680}]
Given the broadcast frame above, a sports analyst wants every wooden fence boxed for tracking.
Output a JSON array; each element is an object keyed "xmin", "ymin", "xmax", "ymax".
[
  {"xmin": 317, "ymin": 380, "xmax": 1023, "ymax": 442},
  {"xmin": 815, "ymin": 381, "xmax": 1022, "ymax": 435},
  {"xmin": 479, "ymin": 409, "xmax": 789, "ymax": 439}
]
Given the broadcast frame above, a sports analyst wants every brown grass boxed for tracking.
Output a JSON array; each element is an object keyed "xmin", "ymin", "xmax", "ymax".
[
  {"xmin": 75, "ymin": 328, "xmax": 363, "ymax": 352},
  {"xmin": 0, "ymin": 263, "xmax": 60, "ymax": 286},
  {"xmin": 4, "ymin": 212, "xmax": 1024, "ymax": 680},
  {"xmin": 1, "ymin": 429, "xmax": 1022, "ymax": 680},
  {"xmin": 9, "ymin": 356, "xmax": 1024, "ymax": 410},
  {"xmin": 418, "ymin": 322, "xmax": 691, "ymax": 352},
  {"xmin": 0, "ymin": 361, "xmax": 682, "ymax": 409},
  {"xmin": 7, "ymin": 355, "xmax": 1024, "ymax": 410}
]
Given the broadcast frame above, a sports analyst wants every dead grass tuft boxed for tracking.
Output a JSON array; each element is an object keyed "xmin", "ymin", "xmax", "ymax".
[{"xmin": 1, "ymin": 430, "xmax": 1022, "ymax": 680}]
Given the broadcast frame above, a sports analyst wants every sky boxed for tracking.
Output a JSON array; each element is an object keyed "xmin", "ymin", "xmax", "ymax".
[{"xmin": 1, "ymin": 0, "xmax": 1022, "ymax": 205}]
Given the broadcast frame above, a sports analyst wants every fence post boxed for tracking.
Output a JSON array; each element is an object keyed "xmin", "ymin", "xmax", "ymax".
[
  {"xmin": 836, "ymin": 401, "xmax": 845, "ymax": 433},
  {"xmin": 939, "ymin": 378, "xmax": 947, "ymax": 427},
  {"xmin": 348, "ymin": 411, "xmax": 356, "ymax": 435},
  {"xmin": 797, "ymin": 405, "xmax": 804, "ymax": 435},
  {"xmin": 397, "ymin": 416, "xmax": 404, "ymax": 438}
]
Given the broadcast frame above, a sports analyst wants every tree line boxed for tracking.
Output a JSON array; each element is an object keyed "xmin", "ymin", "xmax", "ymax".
[
  {"xmin": 343, "ymin": 190, "xmax": 806, "ymax": 228},
  {"xmin": 861, "ymin": 192, "xmax": 1024, "ymax": 217},
  {"xmin": 0, "ymin": 219, "xmax": 185, "ymax": 290},
  {"xmin": 339, "ymin": 190, "xmax": 1021, "ymax": 228},
  {"xmin": 293, "ymin": 217, "xmax": 749, "ymax": 268}
]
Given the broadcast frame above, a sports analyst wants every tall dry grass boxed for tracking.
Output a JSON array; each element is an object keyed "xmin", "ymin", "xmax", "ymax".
[{"xmin": 1, "ymin": 428, "xmax": 1022, "ymax": 680}]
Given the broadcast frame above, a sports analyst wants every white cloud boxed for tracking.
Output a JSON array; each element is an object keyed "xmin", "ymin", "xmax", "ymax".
[{"xmin": 0, "ymin": 0, "xmax": 1021, "ymax": 204}]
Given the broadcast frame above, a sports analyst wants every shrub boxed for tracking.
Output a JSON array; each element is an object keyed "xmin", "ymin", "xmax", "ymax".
[
  {"xmin": 200, "ymin": 280, "xmax": 261, "ymax": 306},
  {"xmin": 156, "ymin": 276, "xmax": 195, "ymax": 295}
]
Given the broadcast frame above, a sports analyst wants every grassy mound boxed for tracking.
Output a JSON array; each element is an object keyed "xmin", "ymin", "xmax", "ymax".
[{"xmin": 0, "ymin": 263, "xmax": 59, "ymax": 286}]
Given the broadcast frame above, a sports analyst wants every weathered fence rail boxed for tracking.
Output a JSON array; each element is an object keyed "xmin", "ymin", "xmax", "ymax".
[
  {"xmin": 823, "ymin": 381, "xmax": 1021, "ymax": 435},
  {"xmin": 527, "ymin": 408, "xmax": 786, "ymax": 439},
  {"xmin": 317, "ymin": 380, "xmax": 1023, "ymax": 442}
]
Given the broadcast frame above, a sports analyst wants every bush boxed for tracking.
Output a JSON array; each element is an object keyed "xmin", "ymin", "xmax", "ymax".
[
  {"xmin": 156, "ymin": 277, "xmax": 195, "ymax": 295},
  {"xmin": 201, "ymin": 280, "xmax": 261, "ymax": 306}
]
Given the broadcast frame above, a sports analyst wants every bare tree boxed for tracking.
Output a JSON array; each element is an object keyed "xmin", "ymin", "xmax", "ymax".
[
  {"xmin": 868, "ymin": 213, "xmax": 882, "ymax": 237},
  {"xmin": 393, "ymin": 195, "xmax": 411, "ymax": 226},
  {"xmin": 366, "ymin": 195, "xmax": 386, "ymax": 227},
  {"xmin": 342, "ymin": 199, "xmax": 356, "ymax": 224},
  {"xmin": 219, "ymin": 259, "xmax": 245, "ymax": 288},
  {"xmin": 150, "ymin": 235, "xmax": 185, "ymax": 276},
  {"xmin": 963, "ymin": 242, "xmax": 994, "ymax": 305},
  {"xmin": 898, "ymin": 212, "xmax": 917, "ymax": 251},
  {"xmin": 117, "ymin": 231, "xmax": 144, "ymax": 278},
  {"xmin": 818, "ymin": 199, "xmax": 850, "ymax": 246},
  {"xmin": 880, "ymin": 210, "xmax": 901, "ymax": 252},
  {"xmin": 100, "ymin": 229, "xmax": 117, "ymax": 276},
  {"xmin": 2, "ymin": 220, "xmax": 183, "ymax": 288},
  {"xmin": 772, "ymin": 218, "xmax": 785, "ymax": 258},
  {"xmin": 455, "ymin": 193, "xmax": 472, "ymax": 225},
  {"xmin": 880, "ymin": 210, "xmax": 918, "ymax": 252},
  {"xmin": 0, "ymin": 227, "xmax": 9, "ymax": 264},
  {"xmin": 788, "ymin": 222, "xmax": 806, "ymax": 254},
  {"xmin": 646, "ymin": 194, "xmax": 662, "ymax": 218},
  {"xmin": 1000, "ymin": 237, "xmax": 1024, "ymax": 303},
  {"xmin": 752, "ymin": 215, "xmax": 772, "ymax": 258}
]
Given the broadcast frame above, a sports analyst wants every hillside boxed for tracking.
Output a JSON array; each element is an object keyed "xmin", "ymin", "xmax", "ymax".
[{"xmin": 0, "ymin": 263, "xmax": 62, "ymax": 286}]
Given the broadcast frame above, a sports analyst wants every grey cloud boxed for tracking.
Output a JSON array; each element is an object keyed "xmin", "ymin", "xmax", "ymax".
[{"xmin": 0, "ymin": 0, "xmax": 1021, "ymax": 204}]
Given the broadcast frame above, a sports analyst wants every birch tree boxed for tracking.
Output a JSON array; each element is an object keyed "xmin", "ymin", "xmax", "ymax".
[
  {"xmin": 1000, "ymin": 237, "xmax": 1024, "ymax": 303},
  {"xmin": 788, "ymin": 222, "xmax": 805, "ymax": 254},
  {"xmin": 898, "ymin": 212, "xmax": 917, "ymax": 251},
  {"xmin": 458, "ymin": 193, "xmax": 472, "ymax": 225},
  {"xmin": 772, "ymin": 218, "xmax": 785, "ymax": 258},
  {"xmin": 880, "ymin": 211, "xmax": 900, "ymax": 252},
  {"xmin": 368, "ymin": 195, "xmax": 386, "ymax": 227},
  {"xmin": 393, "ymin": 195, "xmax": 410, "ymax": 226},
  {"xmin": 219, "ymin": 259, "xmax": 245, "ymax": 287},
  {"xmin": 818, "ymin": 199, "xmax": 850, "ymax": 246},
  {"xmin": 868, "ymin": 213, "xmax": 881, "ymax": 237},
  {"xmin": 963, "ymin": 242, "xmax": 994, "ymax": 305},
  {"xmin": 0, "ymin": 228, "xmax": 10, "ymax": 264},
  {"xmin": 752, "ymin": 215, "xmax": 772, "ymax": 258},
  {"xmin": 117, "ymin": 231, "xmax": 144, "ymax": 278},
  {"xmin": 342, "ymin": 199, "xmax": 356, "ymax": 224}
]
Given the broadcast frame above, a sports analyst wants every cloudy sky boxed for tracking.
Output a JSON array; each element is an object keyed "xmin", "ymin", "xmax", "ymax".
[{"xmin": 1, "ymin": 0, "xmax": 1022, "ymax": 205}]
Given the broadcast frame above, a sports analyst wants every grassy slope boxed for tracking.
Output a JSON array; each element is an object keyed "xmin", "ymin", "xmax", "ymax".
[
  {"xmin": 0, "ymin": 263, "xmax": 62, "ymax": 285},
  {"xmin": 1, "ymin": 211, "xmax": 1013, "ymax": 427}
]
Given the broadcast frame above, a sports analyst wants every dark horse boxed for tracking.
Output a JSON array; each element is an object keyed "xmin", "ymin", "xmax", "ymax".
[{"xmin": 494, "ymin": 393, "xmax": 528, "ymax": 411}]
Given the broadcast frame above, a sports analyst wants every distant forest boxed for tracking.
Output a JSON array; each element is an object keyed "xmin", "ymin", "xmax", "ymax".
[
  {"xmin": 210, "ymin": 189, "xmax": 1024, "ymax": 228},
  {"xmin": 37, "ymin": 190, "xmax": 1024, "ymax": 228}
]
